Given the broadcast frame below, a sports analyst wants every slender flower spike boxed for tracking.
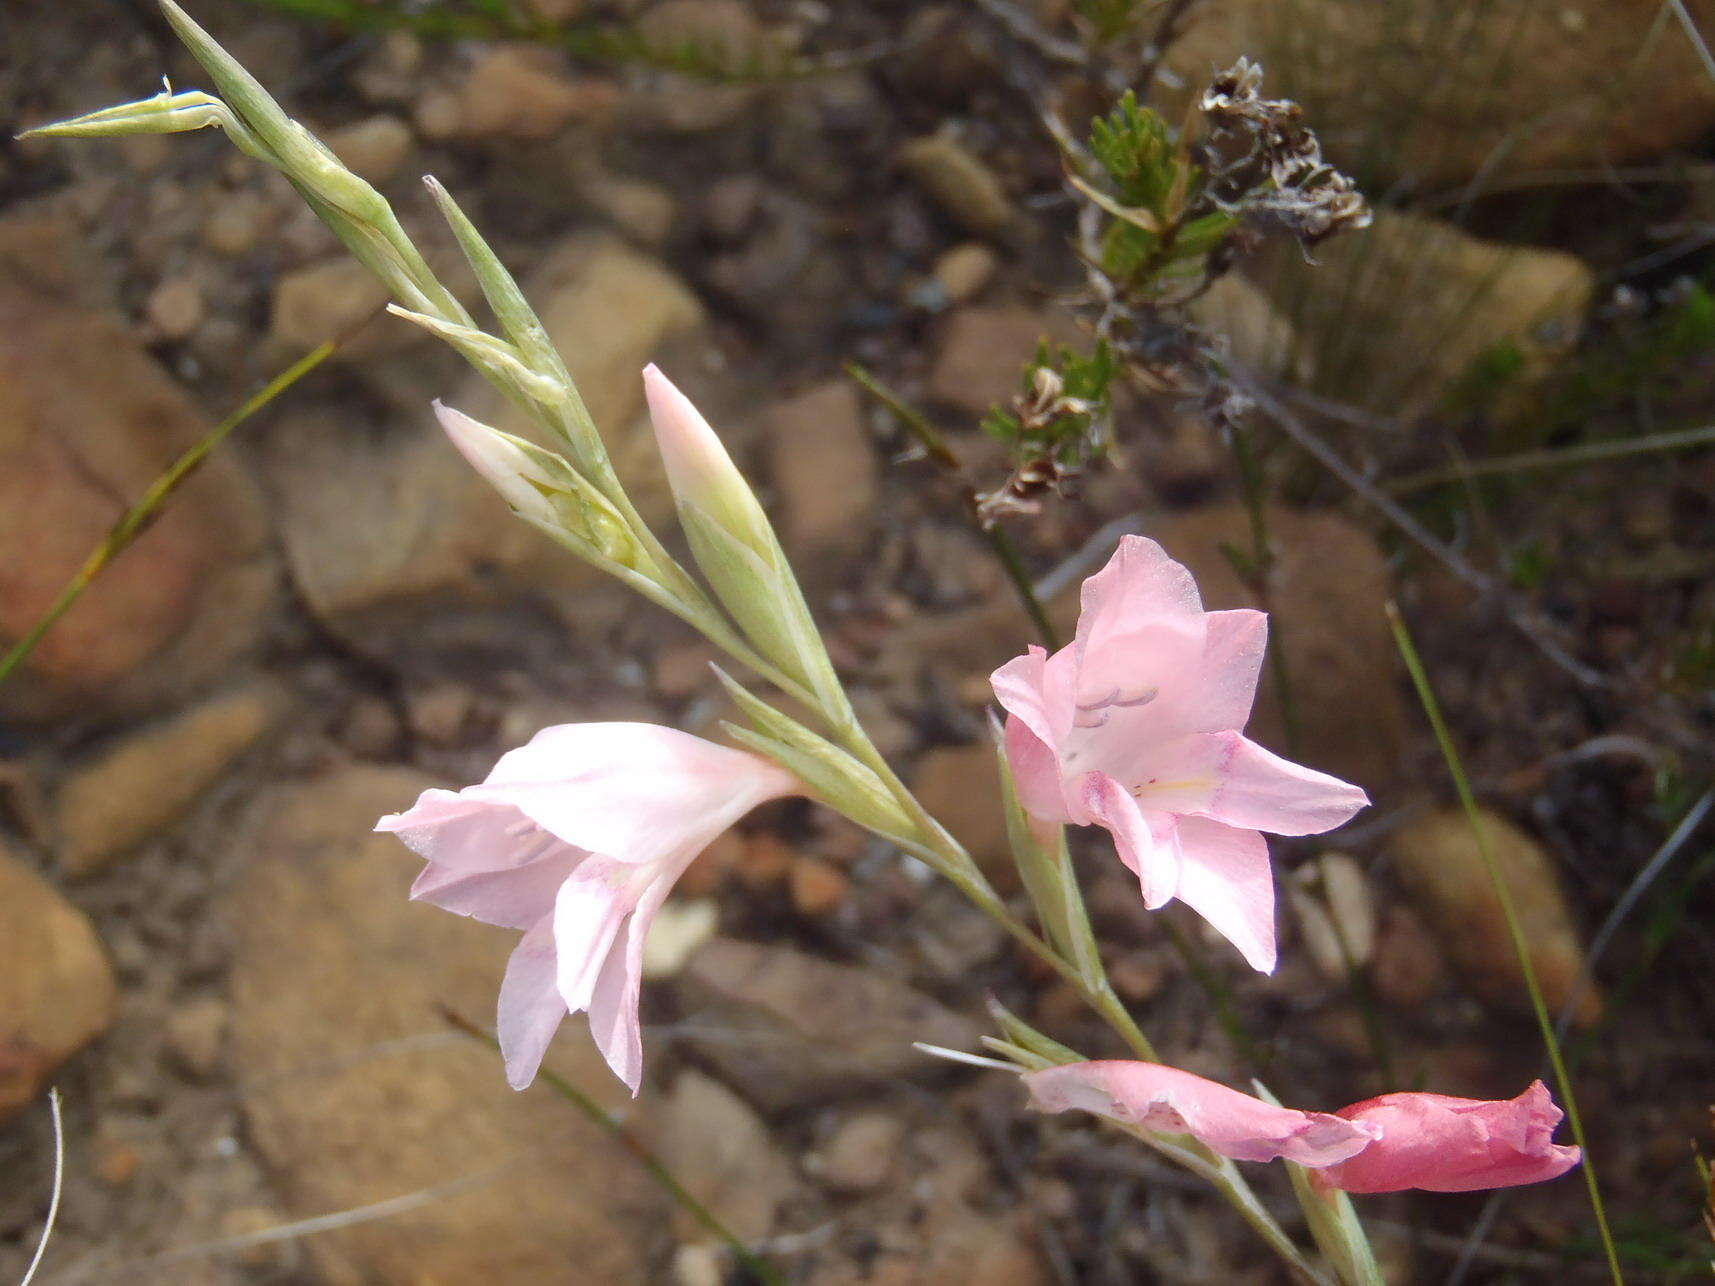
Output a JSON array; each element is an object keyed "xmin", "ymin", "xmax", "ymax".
[
  {"xmin": 376, "ymin": 724, "xmax": 798, "ymax": 1093},
  {"xmin": 1024, "ymin": 1061, "xmax": 1381, "ymax": 1168},
  {"xmin": 1024, "ymin": 1063, "xmax": 1582, "ymax": 1195},
  {"xmin": 991, "ymin": 535, "xmax": 1368, "ymax": 971},
  {"xmin": 1319, "ymin": 1081, "xmax": 1582, "ymax": 1194}
]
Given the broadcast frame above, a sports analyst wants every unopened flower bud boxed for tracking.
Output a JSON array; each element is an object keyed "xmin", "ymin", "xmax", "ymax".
[
  {"xmin": 643, "ymin": 364, "xmax": 773, "ymax": 552},
  {"xmin": 434, "ymin": 402, "xmax": 562, "ymax": 529}
]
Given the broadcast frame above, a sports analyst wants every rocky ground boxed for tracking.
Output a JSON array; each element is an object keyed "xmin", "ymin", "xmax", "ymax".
[{"xmin": 2, "ymin": 0, "xmax": 1714, "ymax": 1282}]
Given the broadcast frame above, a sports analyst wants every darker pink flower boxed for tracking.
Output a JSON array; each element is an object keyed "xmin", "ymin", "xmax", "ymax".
[
  {"xmin": 1319, "ymin": 1080, "xmax": 1582, "ymax": 1193},
  {"xmin": 377, "ymin": 723, "xmax": 797, "ymax": 1094},
  {"xmin": 992, "ymin": 535, "xmax": 1368, "ymax": 971},
  {"xmin": 1024, "ymin": 1061, "xmax": 1380, "ymax": 1167},
  {"xmin": 1024, "ymin": 1062, "xmax": 1581, "ymax": 1195}
]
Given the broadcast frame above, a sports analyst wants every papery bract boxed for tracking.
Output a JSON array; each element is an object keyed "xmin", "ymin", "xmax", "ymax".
[
  {"xmin": 1024, "ymin": 1061, "xmax": 1380, "ymax": 1167},
  {"xmin": 376, "ymin": 723, "xmax": 797, "ymax": 1093},
  {"xmin": 992, "ymin": 535, "xmax": 1369, "ymax": 971},
  {"xmin": 1320, "ymin": 1080, "xmax": 1581, "ymax": 1193}
]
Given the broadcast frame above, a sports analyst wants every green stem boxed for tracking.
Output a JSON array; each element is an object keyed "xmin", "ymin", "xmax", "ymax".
[
  {"xmin": 439, "ymin": 1007, "xmax": 784, "ymax": 1286},
  {"xmin": 0, "ymin": 342, "xmax": 334, "ymax": 689},
  {"xmin": 1387, "ymin": 602, "xmax": 1624, "ymax": 1286}
]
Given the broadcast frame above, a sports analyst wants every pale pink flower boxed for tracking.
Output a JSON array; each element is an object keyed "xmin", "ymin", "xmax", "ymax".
[
  {"xmin": 376, "ymin": 723, "xmax": 798, "ymax": 1093},
  {"xmin": 1319, "ymin": 1080, "xmax": 1582, "ymax": 1193},
  {"xmin": 1024, "ymin": 1062, "xmax": 1581, "ymax": 1194},
  {"xmin": 991, "ymin": 535, "xmax": 1369, "ymax": 971},
  {"xmin": 1024, "ymin": 1061, "xmax": 1380, "ymax": 1167}
]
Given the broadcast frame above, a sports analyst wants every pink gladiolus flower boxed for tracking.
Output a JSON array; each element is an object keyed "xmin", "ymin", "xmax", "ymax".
[
  {"xmin": 1024, "ymin": 1062, "xmax": 1581, "ymax": 1195},
  {"xmin": 376, "ymin": 723, "xmax": 797, "ymax": 1093},
  {"xmin": 991, "ymin": 535, "xmax": 1369, "ymax": 971},
  {"xmin": 1024, "ymin": 1061, "xmax": 1380, "ymax": 1167},
  {"xmin": 1319, "ymin": 1080, "xmax": 1582, "ymax": 1193}
]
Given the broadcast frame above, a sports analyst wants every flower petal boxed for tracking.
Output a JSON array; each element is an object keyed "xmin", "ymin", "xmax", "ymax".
[
  {"xmin": 497, "ymin": 917, "xmax": 566, "ymax": 1091},
  {"xmin": 410, "ymin": 844, "xmax": 584, "ymax": 931},
  {"xmin": 1004, "ymin": 715, "xmax": 1072, "ymax": 824},
  {"xmin": 553, "ymin": 858, "xmax": 640, "ymax": 1013},
  {"xmin": 1208, "ymin": 734, "xmax": 1369, "ymax": 836},
  {"xmin": 376, "ymin": 788, "xmax": 534, "ymax": 871},
  {"xmin": 1172, "ymin": 816, "xmax": 1277, "ymax": 972},
  {"xmin": 992, "ymin": 646, "xmax": 1061, "ymax": 756},
  {"xmin": 1025, "ymin": 1060, "xmax": 1379, "ymax": 1167},
  {"xmin": 583, "ymin": 859, "xmax": 686, "ymax": 1094},
  {"xmin": 1191, "ymin": 609, "xmax": 1268, "ymax": 734},
  {"xmin": 471, "ymin": 723, "xmax": 797, "ymax": 865},
  {"xmin": 1081, "ymin": 772, "xmax": 1178, "ymax": 908},
  {"xmin": 1323, "ymin": 1081, "xmax": 1582, "ymax": 1193}
]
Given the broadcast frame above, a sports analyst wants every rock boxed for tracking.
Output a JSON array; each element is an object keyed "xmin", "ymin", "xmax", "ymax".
[
  {"xmin": 909, "ymin": 744, "xmax": 1012, "ymax": 886},
  {"xmin": 931, "ymin": 241, "xmax": 999, "ymax": 304},
  {"xmin": 701, "ymin": 174, "xmax": 762, "ymax": 241},
  {"xmin": 354, "ymin": 31, "xmax": 425, "ymax": 106},
  {"xmin": 1161, "ymin": 0, "xmax": 1715, "ymax": 188},
  {"xmin": 789, "ymin": 856, "xmax": 850, "ymax": 917},
  {"xmin": 678, "ymin": 938, "xmax": 983, "ymax": 1109},
  {"xmin": 628, "ymin": 1, "xmax": 774, "ymax": 132},
  {"xmin": 165, "ymin": 997, "xmax": 229, "ymax": 1079},
  {"xmin": 1387, "ymin": 806, "xmax": 1597, "ymax": 1025},
  {"xmin": 1285, "ymin": 851, "xmax": 1375, "ymax": 980},
  {"xmin": 809, "ymin": 1126, "xmax": 1046, "ymax": 1284},
  {"xmin": 927, "ymin": 304, "xmax": 1080, "ymax": 419},
  {"xmin": 228, "ymin": 763, "xmax": 659, "ymax": 1283},
  {"xmin": 1149, "ymin": 503, "xmax": 1408, "ymax": 798},
  {"xmin": 412, "ymin": 87, "xmax": 463, "ymax": 142},
  {"xmin": 640, "ymin": 898, "xmax": 720, "ymax": 980},
  {"xmin": 1261, "ymin": 208, "xmax": 1593, "ymax": 418},
  {"xmin": 653, "ymin": 1070, "xmax": 800, "ymax": 1242},
  {"xmin": 403, "ymin": 682, "xmax": 476, "ymax": 747},
  {"xmin": 0, "ymin": 268, "xmax": 274, "ymax": 721},
  {"xmin": 766, "ymin": 380, "xmax": 877, "ymax": 564},
  {"xmin": 582, "ymin": 172, "xmax": 677, "ymax": 247},
  {"xmin": 1369, "ymin": 903, "xmax": 1448, "ymax": 1006},
  {"xmin": 269, "ymin": 257, "xmax": 398, "ymax": 358},
  {"xmin": 144, "ymin": 276, "xmax": 204, "ymax": 341},
  {"xmin": 55, "ymin": 682, "xmax": 286, "ymax": 876},
  {"xmin": 0, "ymin": 845, "xmax": 116, "ymax": 1121},
  {"xmin": 201, "ymin": 189, "xmax": 278, "ymax": 256},
  {"xmin": 325, "ymin": 114, "xmax": 413, "ymax": 184},
  {"xmin": 815, "ymin": 1110, "xmax": 906, "ymax": 1194},
  {"xmin": 899, "ymin": 132, "xmax": 1017, "ymax": 240},
  {"xmin": 458, "ymin": 46, "xmax": 616, "ymax": 140}
]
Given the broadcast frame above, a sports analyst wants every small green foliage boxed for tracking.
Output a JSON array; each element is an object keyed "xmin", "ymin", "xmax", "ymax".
[
  {"xmin": 1090, "ymin": 91, "xmax": 1179, "ymax": 209},
  {"xmin": 1083, "ymin": 92, "xmax": 1237, "ymax": 291},
  {"xmin": 981, "ymin": 341, "xmax": 1117, "ymax": 466}
]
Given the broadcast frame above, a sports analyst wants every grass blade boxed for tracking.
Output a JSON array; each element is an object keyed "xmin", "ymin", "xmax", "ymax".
[
  {"xmin": 1386, "ymin": 601, "xmax": 1625, "ymax": 1286},
  {"xmin": 0, "ymin": 342, "xmax": 333, "ymax": 690}
]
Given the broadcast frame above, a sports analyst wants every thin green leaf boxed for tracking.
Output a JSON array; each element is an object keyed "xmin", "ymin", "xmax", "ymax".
[
  {"xmin": 1387, "ymin": 601, "xmax": 1624, "ymax": 1286},
  {"xmin": 0, "ymin": 343, "xmax": 333, "ymax": 689}
]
